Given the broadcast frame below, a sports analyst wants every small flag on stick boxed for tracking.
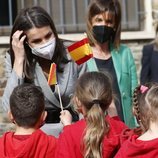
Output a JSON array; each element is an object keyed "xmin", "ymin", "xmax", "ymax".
[
  {"xmin": 48, "ymin": 63, "xmax": 57, "ymax": 85},
  {"xmin": 67, "ymin": 38, "xmax": 93, "ymax": 65},
  {"xmin": 48, "ymin": 63, "xmax": 63, "ymax": 111}
]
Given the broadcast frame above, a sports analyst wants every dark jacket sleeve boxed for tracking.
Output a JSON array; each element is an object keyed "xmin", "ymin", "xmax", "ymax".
[{"xmin": 140, "ymin": 44, "xmax": 153, "ymax": 84}]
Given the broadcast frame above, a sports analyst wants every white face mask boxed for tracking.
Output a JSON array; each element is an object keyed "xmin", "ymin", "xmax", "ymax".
[{"xmin": 30, "ymin": 38, "xmax": 56, "ymax": 60}]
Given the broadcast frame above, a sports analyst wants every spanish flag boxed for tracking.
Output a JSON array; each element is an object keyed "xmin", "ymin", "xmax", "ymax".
[
  {"xmin": 48, "ymin": 63, "xmax": 57, "ymax": 85},
  {"xmin": 67, "ymin": 38, "xmax": 93, "ymax": 65}
]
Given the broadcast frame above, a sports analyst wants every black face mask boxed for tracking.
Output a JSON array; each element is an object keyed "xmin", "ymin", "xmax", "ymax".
[{"xmin": 92, "ymin": 25, "xmax": 115, "ymax": 44}]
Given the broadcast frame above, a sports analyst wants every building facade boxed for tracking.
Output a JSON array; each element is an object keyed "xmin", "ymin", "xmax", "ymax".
[{"xmin": 0, "ymin": 0, "xmax": 157, "ymax": 35}]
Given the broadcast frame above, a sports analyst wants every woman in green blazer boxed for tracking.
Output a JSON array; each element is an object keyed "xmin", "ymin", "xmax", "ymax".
[{"xmin": 86, "ymin": 0, "xmax": 138, "ymax": 128}]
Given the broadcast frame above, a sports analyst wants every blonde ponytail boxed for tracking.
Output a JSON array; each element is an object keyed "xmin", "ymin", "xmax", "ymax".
[{"xmin": 83, "ymin": 104, "xmax": 109, "ymax": 158}]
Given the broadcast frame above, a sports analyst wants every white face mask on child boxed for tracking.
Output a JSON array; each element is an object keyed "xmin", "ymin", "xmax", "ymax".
[{"xmin": 30, "ymin": 38, "xmax": 56, "ymax": 60}]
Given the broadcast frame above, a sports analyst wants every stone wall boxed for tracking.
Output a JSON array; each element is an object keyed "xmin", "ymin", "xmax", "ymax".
[
  {"xmin": 0, "ymin": 39, "xmax": 152, "ymax": 135},
  {"xmin": 0, "ymin": 47, "xmax": 8, "ymax": 98},
  {"xmin": 0, "ymin": 46, "xmax": 16, "ymax": 135},
  {"xmin": 0, "ymin": 46, "xmax": 8, "ymax": 112}
]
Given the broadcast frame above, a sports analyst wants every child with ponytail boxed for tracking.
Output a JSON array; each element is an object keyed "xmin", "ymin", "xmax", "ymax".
[
  {"xmin": 115, "ymin": 83, "xmax": 158, "ymax": 157},
  {"xmin": 56, "ymin": 71, "xmax": 127, "ymax": 158}
]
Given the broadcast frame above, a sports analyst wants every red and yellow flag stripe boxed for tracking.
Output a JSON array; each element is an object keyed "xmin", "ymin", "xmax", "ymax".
[
  {"xmin": 67, "ymin": 38, "xmax": 93, "ymax": 65},
  {"xmin": 48, "ymin": 63, "xmax": 57, "ymax": 85}
]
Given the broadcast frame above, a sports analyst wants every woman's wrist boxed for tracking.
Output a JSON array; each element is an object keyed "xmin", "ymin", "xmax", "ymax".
[{"xmin": 13, "ymin": 59, "xmax": 24, "ymax": 78}]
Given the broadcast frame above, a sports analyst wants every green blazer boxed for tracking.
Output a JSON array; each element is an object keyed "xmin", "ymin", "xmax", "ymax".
[{"xmin": 87, "ymin": 44, "xmax": 138, "ymax": 128}]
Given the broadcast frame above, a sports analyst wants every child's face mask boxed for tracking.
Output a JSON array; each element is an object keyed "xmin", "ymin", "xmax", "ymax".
[{"xmin": 30, "ymin": 38, "xmax": 56, "ymax": 60}]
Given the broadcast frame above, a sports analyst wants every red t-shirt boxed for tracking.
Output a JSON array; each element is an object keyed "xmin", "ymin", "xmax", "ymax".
[
  {"xmin": 0, "ymin": 129, "xmax": 57, "ymax": 158},
  {"xmin": 115, "ymin": 134, "xmax": 158, "ymax": 158},
  {"xmin": 56, "ymin": 115, "xmax": 127, "ymax": 158}
]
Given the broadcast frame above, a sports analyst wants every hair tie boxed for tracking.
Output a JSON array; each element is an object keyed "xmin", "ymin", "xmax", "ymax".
[
  {"xmin": 92, "ymin": 99, "xmax": 100, "ymax": 105},
  {"xmin": 140, "ymin": 85, "xmax": 148, "ymax": 93}
]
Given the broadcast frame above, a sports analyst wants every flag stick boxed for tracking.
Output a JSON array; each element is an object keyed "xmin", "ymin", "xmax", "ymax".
[{"xmin": 56, "ymin": 84, "xmax": 63, "ymax": 111}]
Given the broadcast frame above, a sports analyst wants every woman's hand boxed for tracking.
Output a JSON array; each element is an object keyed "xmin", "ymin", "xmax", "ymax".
[
  {"xmin": 60, "ymin": 110, "xmax": 72, "ymax": 126},
  {"xmin": 12, "ymin": 30, "xmax": 26, "ymax": 61},
  {"xmin": 12, "ymin": 30, "xmax": 26, "ymax": 77}
]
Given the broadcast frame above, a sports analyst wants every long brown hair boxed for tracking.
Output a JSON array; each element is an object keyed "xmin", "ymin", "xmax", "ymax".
[
  {"xmin": 74, "ymin": 71, "xmax": 112, "ymax": 158},
  {"xmin": 86, "ymin": 0, "xmax": 121, "ymax": 49},
  {"xmin": 10, "ymin": 6, "xmax": 69, "ymax": 83}
]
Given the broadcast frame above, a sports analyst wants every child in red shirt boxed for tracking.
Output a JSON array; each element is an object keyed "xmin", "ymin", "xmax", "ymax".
[
  {"xmin": 0, "ymin": 84, "xmax": 57, "ymax": 158},
  {"xmin": 115, "ymin": 84, "xmax": 158, "ymax": 158},
  {"xmin": 56, "ymin": 71, "xmax": 127, "ymax": 158}
]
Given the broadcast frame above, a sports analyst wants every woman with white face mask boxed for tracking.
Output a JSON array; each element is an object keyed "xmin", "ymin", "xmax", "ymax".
[{"xmin": 2, "ymin": 6, "xmax": 87, "ymax": 137}]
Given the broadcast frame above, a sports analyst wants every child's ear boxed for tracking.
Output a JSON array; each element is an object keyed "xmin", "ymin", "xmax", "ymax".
[
  {"xmin": 39, "ymin": 111, "xmax": 47, "ymax": 128},
  {"xmin": 8, "ymin": 111, "xmax": 15, "ymax": 123},
  {"xmin": 74, "ymin": 97, "xmax": 85, "ymax": 114},
  {"xmin": 75, "ymin": 97, "xmax": 82, "ymax": 108},
  {"xmin": 41, "ymin": 111, "xmax": 47, "ymax": 122}
]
